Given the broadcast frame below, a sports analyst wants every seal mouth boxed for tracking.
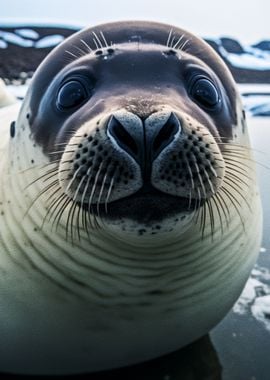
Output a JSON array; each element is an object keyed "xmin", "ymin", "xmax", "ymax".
[{"xmin": 88, "ymin": 184, "xmax": 199, "ymax": 224}]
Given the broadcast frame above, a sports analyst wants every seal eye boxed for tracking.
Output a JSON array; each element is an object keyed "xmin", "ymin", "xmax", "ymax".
[
  {"xmin": 57, "ymin": 80, "xmax": 89, "ymax": 110},
  {"xmin": 190, "ymin": 78, "xmax": 220, "ymax": 109}
]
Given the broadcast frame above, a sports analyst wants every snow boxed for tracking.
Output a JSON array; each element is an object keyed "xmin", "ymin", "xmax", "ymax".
[
  {"xmin": 7, "ymin": 84, "xmax": 29, "ymax": 99},
  {"xmin": 35, "ymin": 34, "xmax": 65, "ymax": 48},
  {"xmin": 233, "ymin": 265, "xmax": 270, "ymax": 331},
  {"xmin": 252, "ymin": 296, "xmax": 270, "ymax": 331},
  {"xmin": 0, "ymin": 31, "xmax": 33, "ymax": 47},
  {"xmin": 238, "ymin": 84, "xmax": 270, "ymax": 117},
  {"xmin": 15, "ymin": 28, "xmax": 39, "ymax": 39},
  {"xmin": 219, "ymin": 46, "xmax": 270, "ymax": 70},
  {"xmin": 0, "ymin": 39, "xmax": 7, "ymax": 48}
]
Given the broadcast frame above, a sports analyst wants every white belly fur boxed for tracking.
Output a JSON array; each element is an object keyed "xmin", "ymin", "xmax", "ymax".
[{"xmin": 0, "ymin": 103, "xmax": 262, "ymax": 374}]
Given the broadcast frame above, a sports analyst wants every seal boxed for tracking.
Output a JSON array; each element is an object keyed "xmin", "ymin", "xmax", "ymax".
[{"xmin": 0, "ymin": 21, "xmax": 262, "ymax": 375}]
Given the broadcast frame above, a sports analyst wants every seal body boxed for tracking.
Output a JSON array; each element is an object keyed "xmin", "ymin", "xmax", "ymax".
[{"xmin": 0, "ymin": 21, "xmax": 262, "ymax": 374}]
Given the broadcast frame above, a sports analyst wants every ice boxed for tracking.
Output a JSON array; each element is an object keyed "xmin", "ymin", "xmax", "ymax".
[
  {"xmin": 15, "ymin": 28, "xmax": 39, "ymax": 39},
  {"xmin": 0, "ymin": 31, "xmax": 33, "ymax": 47},
  {"xmin": 0, "ymin": 39, "xmax": 7, "ymax": 48},
  {"xmin": 35, "ymin": 34, "xmax": 64, "ymax": 48},
  {"xmin": 252, "ymin": 295, "xmax": 270, "ymax": 331},
  {"xmin": 7, "ymin": 84, "xmax": 29, "ymax": 99},
  {"xmin": 233, "ymin": 265, "xmax": 270, "ymax": 331},
  {"xmin": 219, "ymin": 46, "xmax": 270, "ymax": 70}
]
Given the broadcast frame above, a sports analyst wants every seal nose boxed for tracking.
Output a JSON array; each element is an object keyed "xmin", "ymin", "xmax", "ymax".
[
  {"xmin": 150, "ymin": 112, "xmax": 181, "ymax": 159},
  {"xmin": 107, "ymin": 115, "xmax": 141, "ymax": 161},
  {"xmin": 107, "ymin": 111, "xmax": 181, "ymax": 164}
]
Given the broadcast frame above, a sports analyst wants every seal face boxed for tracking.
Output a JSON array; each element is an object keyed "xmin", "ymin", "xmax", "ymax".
[
  {"xmin": 25, "ymin": 21, "xmax": 238, "ymax": 234},
  {"xmin": 0, "ymin": 21, "xmax": 262, "ymax": 374}
]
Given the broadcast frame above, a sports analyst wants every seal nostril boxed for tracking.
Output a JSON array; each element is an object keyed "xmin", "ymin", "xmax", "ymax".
[
  {"xmin": 107, "ymin": 116, "xmax": 138, "ymax": 158},
  {"xmin": 153, "ymin": 113, "xmax": 181, "ymax": 158}
]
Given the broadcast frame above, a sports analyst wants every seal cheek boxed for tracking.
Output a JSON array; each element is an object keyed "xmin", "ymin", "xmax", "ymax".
[{"xmin": 58, "ymin": 116, "xmax": 143, "ymax": 206}]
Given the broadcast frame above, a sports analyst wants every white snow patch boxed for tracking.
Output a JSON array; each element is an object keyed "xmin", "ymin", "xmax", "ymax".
[
  {"xmin": 7, "ymin": 84, "xmax": 29, "ymax": 99},
  {"xmin": 260, "ymin": 247, "xmax": 267, "ymax": 253},
  {"xmin": 217, "ymin": 45, "xmax": 270, "ymax": 70},
  {"xmin": 35, "ymin": 34, "xmax": 64, "ymax": 48},
  {"xmin": 0, "ymin": 39, "xmax": 8, "ymax": 48},
  {"xmin": 234, "ymin": 265, "xmax": 270, "ymax": 331},
  {"xmin": 15, "ymin": 28, "xmax": 39, "ymax": 40},
  {"xmin": 238, "ymin": 84, "xmax": 270, "ymax": 117},
  {"xmin": 0, "ymin": 31, "xmax": 33, "ymax": 47}
]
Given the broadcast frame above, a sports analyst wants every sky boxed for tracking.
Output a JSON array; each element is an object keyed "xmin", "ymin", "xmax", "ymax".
[{"xmin": 1, "ymin": 0, "xmax": 269, "ymax": 45}]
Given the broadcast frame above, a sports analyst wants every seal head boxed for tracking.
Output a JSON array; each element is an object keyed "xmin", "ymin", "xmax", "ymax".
[{"xmin": 19, "ymin": 21, "xmax": 239, "ymax": 237}]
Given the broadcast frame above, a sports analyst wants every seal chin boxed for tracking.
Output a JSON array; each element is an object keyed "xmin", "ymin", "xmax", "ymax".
[{"xmin": 89, "ymin": 184, "xmax": 197, "ymax": 224}]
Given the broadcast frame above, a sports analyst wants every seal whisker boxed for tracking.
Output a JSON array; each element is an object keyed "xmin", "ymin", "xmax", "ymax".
[
  {"xmin": 80, "ymin": 38, "xmax": 93, "ymax": 53},
  {"xmin": 66, "ymin": 198, "xmax": 78, "ymax": 244},
  {"xmin": 170, "ymin": 36, "xmax": 176, "ymax": 48},
  {"xmin": 65, "ymin": 50, "xmax": 79, "ymax": 60},
  {"xmin": 86, "ymin": 164, "xmax": 104, "ymax": 231},
  {"xmin": 223, "ymin": 157, "xmax": 253, "ymax": 171},
  {"xmin": 205, "ymin": 199, "xmax": 215, "ymax": 240},
  {"xmin": 225, "ymin": 170, "xmax": 251, "ymax": 188},
  {"xmin": 48, "ymin": 149, "xmax": 75, "ymax": 155},
  {"xmin": 100, "ymin": 31, "xmax": 109, "ymax": 48},
  {"xmin": 223, "ymin": 179, "xmax": 252, "ymax": 212},
  {"xmin": 40, "ymin": 187, "xmax": 64, "ymax": 230},
  {"xmin": 46, "ymin": 192, "xmax": 67, "ymax": 225},
  {"xmin": 105, "ymin": 174, "xmax": 115, "ymax": 214},
  {"xmin": 207, "ymin": 161, "xmax": 218, "ymax": 178},
  {"xmin": 194, "ymin": 188, "xmax": 202, "ymax": 225},
  {"xmin": 188, "ymin": 189, "xmax": 192, "ymax": 210},
  {"xmin": 24, "ymin": 167, "xmax": 58, "ymax": 190},
  {"xmin": 215, "ymin": 191, "xmax": 230, "ymax": 228},
  {"xmin": 179, "ymin": 38, "xmax": 190, "ymax": 52},
  {"xmin": 200, "ymin": 201, "xmax": 207, "ymax": 239},
  {"xmin": 73, "ymin": 45, "xmax": 90, "ymax": 57},
  {"xmin": 184, "ymin": 157, "xmax": 195, "ymax": 191},
  {"xmin": 172, "ymin": 34, "xmax": 184, "ymax": 49},
  {"xmin": 92, "ymin": 31, "xmax": 104, "ymax": 49},
  {"xmin": 211, "ymin": 195, "xmax": 224, "ymax": 235},
  {"xmin": 219, "ymin": 186, "xmax": 245, "ymax": 230},
  {"xmin": 53, "ymin": 196, "xmax": 73, "ymax": 233},
  {"xmin": 65, "ymin": 166, "xmax": 82, "ymax": 194},
  {"xmin": 23, "ymin": 179, "xmax": 60, "ymax": 219},
  {"xmin": 81, "ymin": 169, "xmax": 94, "ymax": 230},
  {"xmin": 166, "ymin": 28, "xmax": 173, "ymax": 47},
  {"xmin": 97, "ymin": 168, "xmax": 109, "ymax": 217},
  {"xmin": 73, "ymin": 174, "xmax": 89, "ymax": 240},
  {"xmin": 193, "ymin": 161, "xmax": 207, "ymax": 198},
  {"xmin": 88, "ymin": 162, "xmax": 104, "ymax": 213},
  {"xmin": 203, "ymin": 168, "xmax": 215, "ymax": 195},
  {"xmin": 225, "ymin": 164, "xmax": 253, "ymax": 181}
]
